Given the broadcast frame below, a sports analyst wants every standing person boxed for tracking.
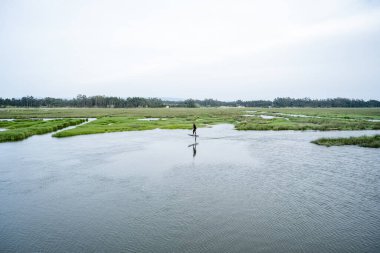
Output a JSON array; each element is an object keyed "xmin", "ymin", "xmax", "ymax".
[{"xmin": 192, "ymin": 123, "xmax": 197, "ymax": 135}]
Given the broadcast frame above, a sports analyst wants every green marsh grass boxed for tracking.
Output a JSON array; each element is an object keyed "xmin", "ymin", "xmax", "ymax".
[
  {"xmin": 52, "ymin": 116, "xmax": 235, "ymax": 137},
  {"xmin": 1, "ymin": 108, "xmax": 380, "ymax": 138},
  {"xmin": 235, "ymin": 116, "xmax": 380, "ymax": 131},
  {"xmin": 0, "ymin": 118, "xmax": 86, "ymax": 142},
  {"xmin": 312, "ymin": 135, "xmax": 380, "ymax": 148}
]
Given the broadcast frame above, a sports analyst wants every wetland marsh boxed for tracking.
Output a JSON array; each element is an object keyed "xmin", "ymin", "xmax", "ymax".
[
  {"xmin": 1, "ymin": 124, "xmax": 379, "ymax": 252},
  {"xmin": 1, "ymin": 108, "xmax": 379, "ymax": 143},
  {"xmin": 0, "ymin": 118, "xmax": 86, "ymax": 142}
]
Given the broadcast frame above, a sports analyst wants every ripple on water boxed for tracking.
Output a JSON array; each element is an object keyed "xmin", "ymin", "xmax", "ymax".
[{"xmin": 0, "ymin": 125, "xmax": 379, "ymax": 252}]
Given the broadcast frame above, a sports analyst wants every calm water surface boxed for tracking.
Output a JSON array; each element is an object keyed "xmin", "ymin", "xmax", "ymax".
[{"xmin": 1, "ymin": 125, "xmax": 379, "ymax": 252}]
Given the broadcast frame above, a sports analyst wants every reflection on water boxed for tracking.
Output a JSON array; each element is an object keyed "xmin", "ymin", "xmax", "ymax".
[
  {"xmin": 188, "ymin": 135, "xmax": 198, "ymax": 158},
  {"xmin": 188, "ymin": 142, "xmax": 198, "ymax": 158},
  {"xmin": 0, "ymin": 125, "xmax": 379, "ymax": 252}
]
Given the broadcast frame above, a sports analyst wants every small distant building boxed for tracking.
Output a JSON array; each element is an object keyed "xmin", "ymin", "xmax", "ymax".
[{"xmin": 166, "ymin": 105, "xmax": 170, "ymax": 108}]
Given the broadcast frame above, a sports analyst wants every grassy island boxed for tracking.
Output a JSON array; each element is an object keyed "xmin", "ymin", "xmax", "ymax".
[
  {"xmin": 312, "ymin": 135, "xmax": 380, "ymax": 148},
  {"xmin": 0, "ymin": 118, "xmax": 86, "ymax": 142}
]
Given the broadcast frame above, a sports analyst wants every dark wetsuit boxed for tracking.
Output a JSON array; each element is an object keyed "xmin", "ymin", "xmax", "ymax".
[{"xmin": 192, "ymin": 124, "xmax": 197, "ymax": 135}]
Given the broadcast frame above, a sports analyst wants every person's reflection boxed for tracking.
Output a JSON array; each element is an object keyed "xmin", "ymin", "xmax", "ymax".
[{"xmin": 188, "ymin": 139, "xmax": 198, "ymax": 158}]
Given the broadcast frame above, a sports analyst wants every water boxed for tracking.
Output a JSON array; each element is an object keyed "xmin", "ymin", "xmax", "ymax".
[
  {"xmin": 137, "ymin": 118, "xmax": 163, "ymax": 121},
  {"xmin": 274, "ymin": 113, "xmax": 321, "ymax": 118},
  {"xmin": 0, "ymin": 125, "xmax": 379, "ymax": 252},
  {"xmin": 260, "ymin": 115, "xmax": 280, "ymax": 119},
  {"xmin": 242, "ymin": 114, "xmax": 290, "ymax": 120}
]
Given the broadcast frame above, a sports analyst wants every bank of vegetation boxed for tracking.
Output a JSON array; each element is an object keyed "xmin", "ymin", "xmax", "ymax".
[
  {"xmin": 1, "ymin": 95, "xmax": 379, "ymax": 108},
  {"xmin": 52, "ymin": 108, "xmax": 380, "ymax": 137},
  {"xmin": 53, "ymin": 117, "xmax": 201, "ymax": 137},
  {"xmin": 0, "ymin": 119, "xmax": 86, "ymax": 142},
  {"xmin": 312, "ymin": 135, "xmax": 380, "ymax": 148},
  {"xmin": 1, "ymin": 107, "xmax": 380, "ymax": 120},
  {"xmin": 236, "ymin": 117, "xmax": 380, "ymax": 131},
  {"xmin": 0, "ymin": 108, "xmax": 379, "ymax": 141}
]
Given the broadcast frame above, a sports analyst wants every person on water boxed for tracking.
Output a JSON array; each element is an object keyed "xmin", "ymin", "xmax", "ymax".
[{"xmin": 192, "ymin": 123, "xmax": 197, "ymax": 135}]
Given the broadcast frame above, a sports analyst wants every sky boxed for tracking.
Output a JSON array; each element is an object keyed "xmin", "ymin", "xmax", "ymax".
[{"xmin": 0, "ymin": 0, "xmax": 379, "ymax": 100}]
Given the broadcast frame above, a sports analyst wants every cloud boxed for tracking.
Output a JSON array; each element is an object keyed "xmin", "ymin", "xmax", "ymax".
[{"xmin": 0, "ymin": 0, "xmax": 379, "ymax": 99}]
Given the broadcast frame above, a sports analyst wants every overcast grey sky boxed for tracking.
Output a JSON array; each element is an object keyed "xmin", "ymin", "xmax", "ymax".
[{"xmin": 0, "ymin": 0, "xmax": 379, "ymax": 100}]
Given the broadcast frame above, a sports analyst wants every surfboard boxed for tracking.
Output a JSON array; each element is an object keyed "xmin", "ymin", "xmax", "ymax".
[{"xmin": 188, "ymin": 134, "xmax": 199, "ymax": 137}]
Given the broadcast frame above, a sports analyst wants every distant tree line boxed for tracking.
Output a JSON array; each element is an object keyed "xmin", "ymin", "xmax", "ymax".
[
  {"xmin": 272, "ymin": 97, "xmax": 380, "ymax": 108},
  {"xmin": 168, "ymin": 99, "xmax": 273, "ymax": 108},
  {"xmin": 0, "ymin": 95, "xmax": 379, "ymax": 108},
  {"xmin": 0, "ymin": 95, "xmax": 164, "ymax": 108}
]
